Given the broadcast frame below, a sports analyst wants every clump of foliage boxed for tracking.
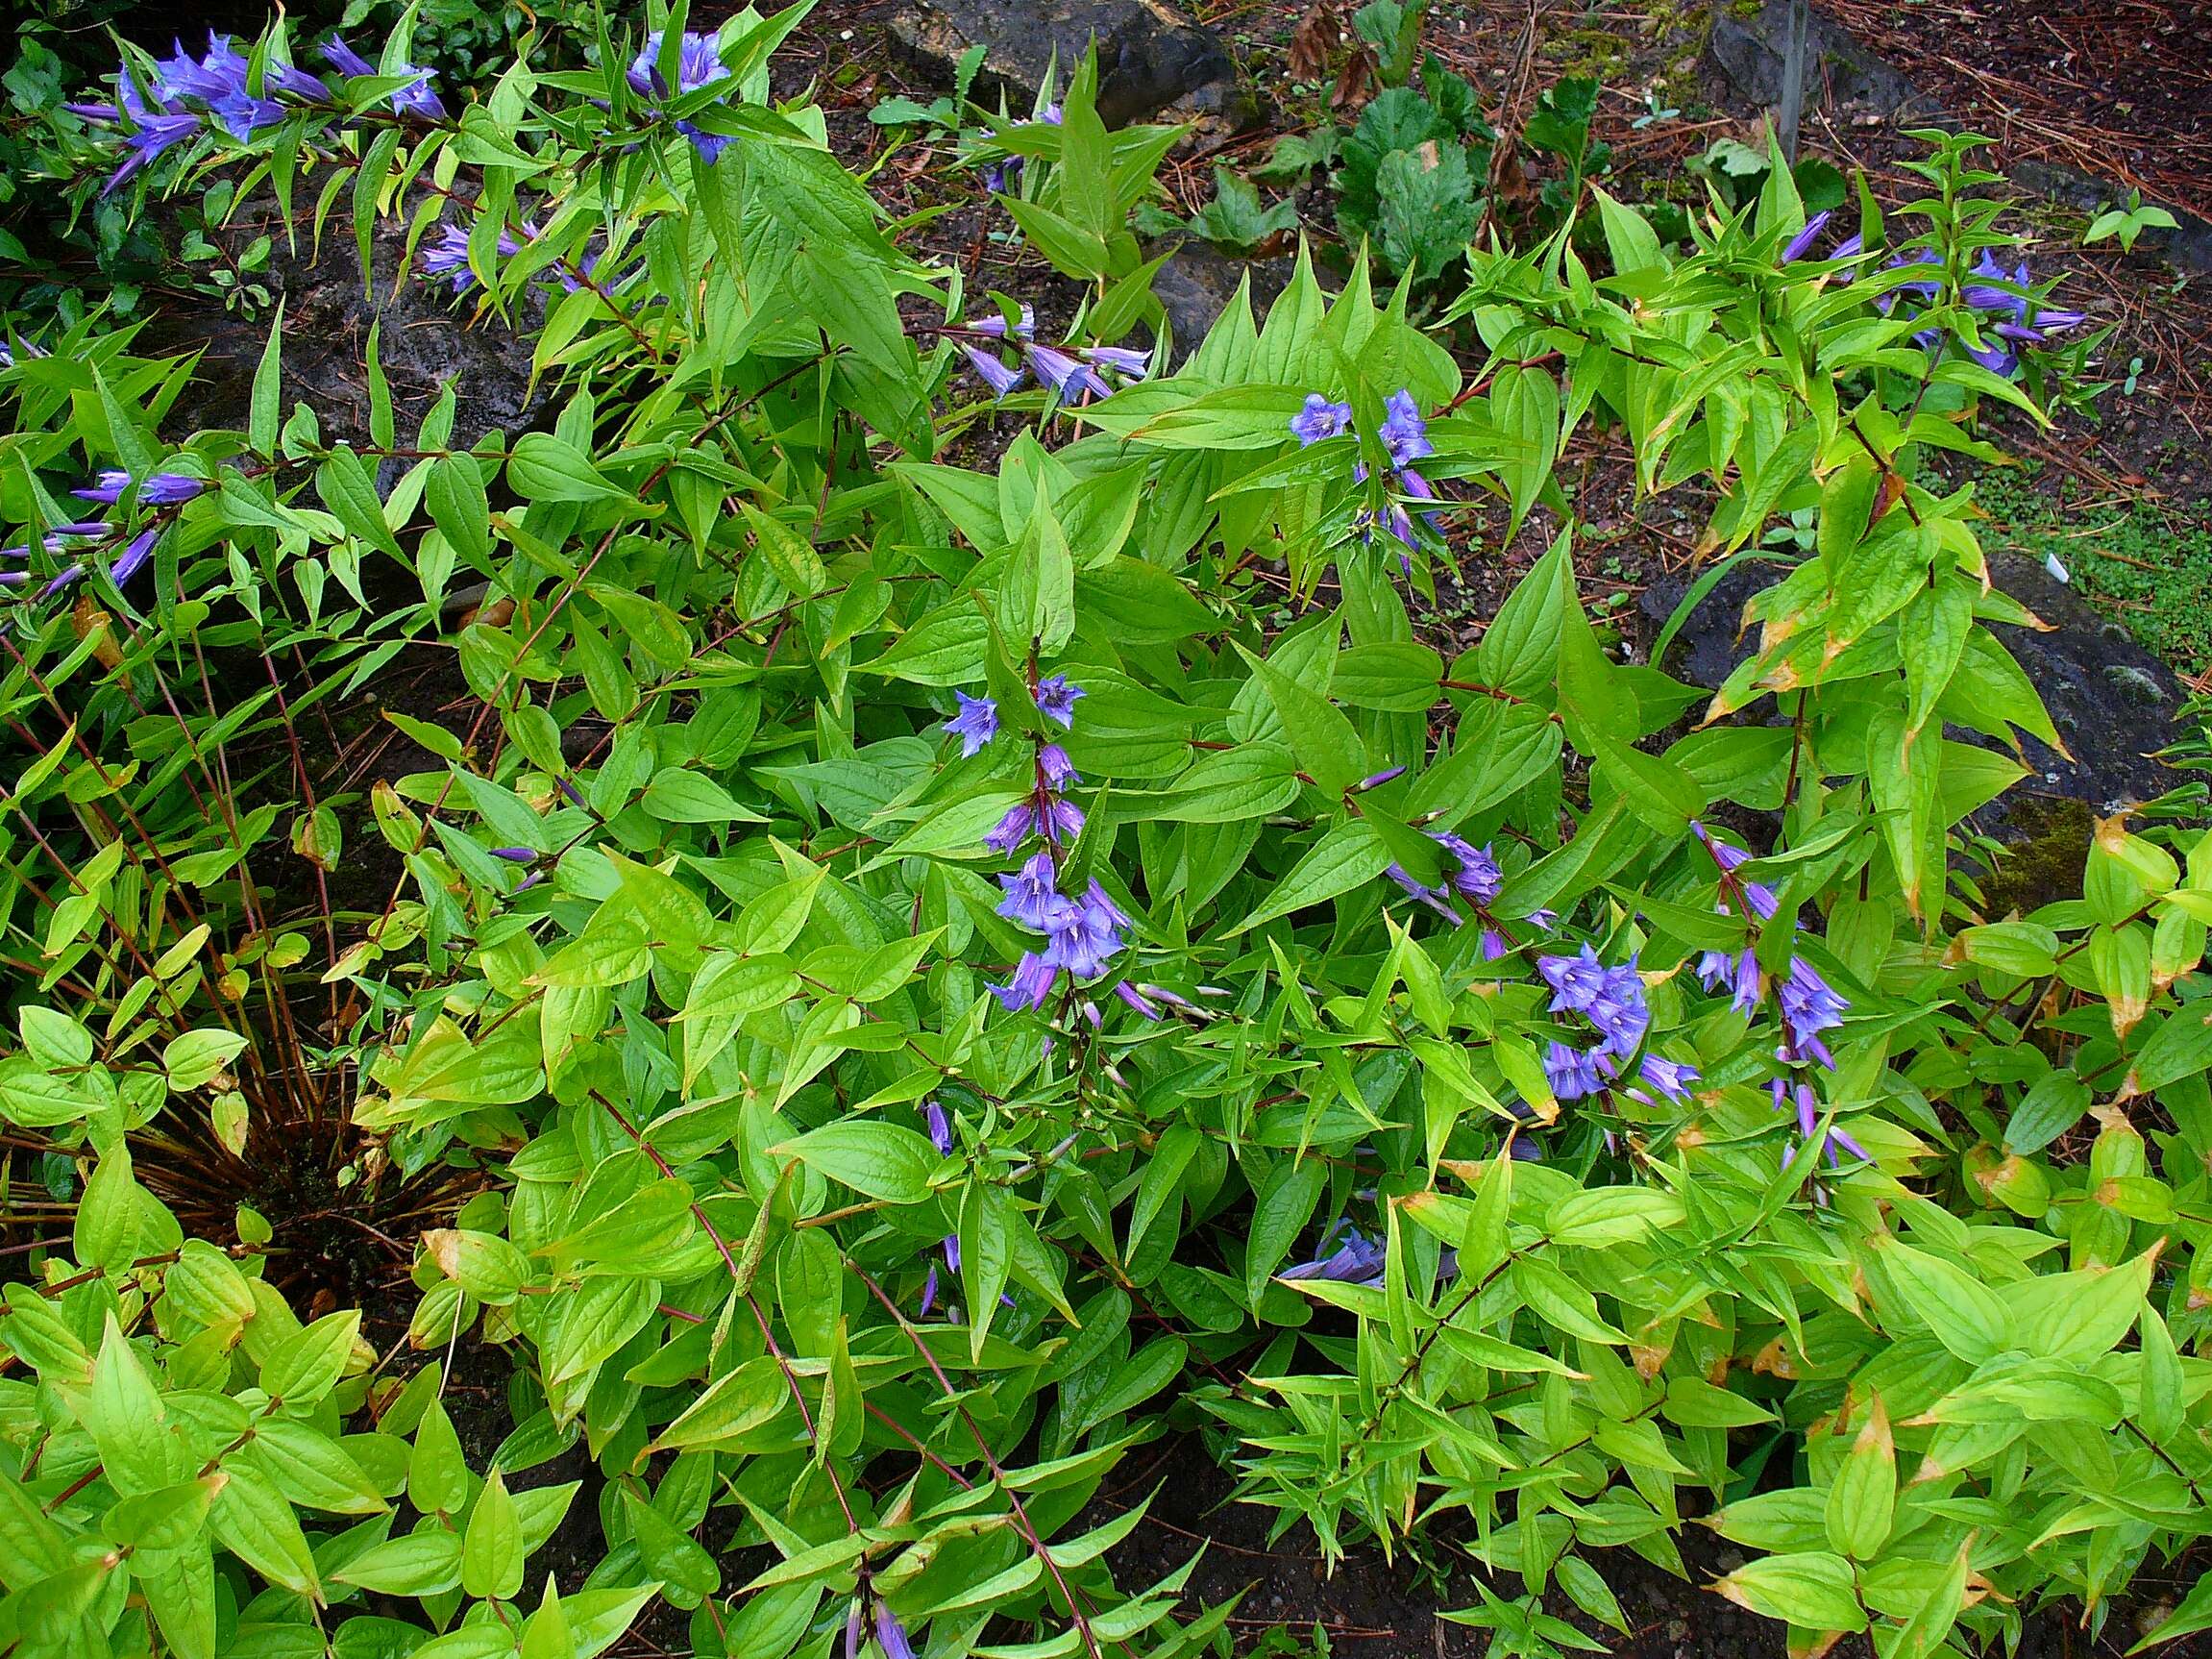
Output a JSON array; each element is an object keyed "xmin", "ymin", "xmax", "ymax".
[{"xmin": 4, "ymin": 10, "xmax": 2212, "ymax": 1659}]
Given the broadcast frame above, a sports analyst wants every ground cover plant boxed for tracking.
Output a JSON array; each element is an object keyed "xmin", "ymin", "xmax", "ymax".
[{"xmin": 6, "ymin": 6, "xmax": 2212, "ymax": 1659}]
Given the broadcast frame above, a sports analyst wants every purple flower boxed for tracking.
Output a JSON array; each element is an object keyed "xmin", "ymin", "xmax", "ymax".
[
  {"xmin": 1585, "ymin": 973, "xmax": 1649, "ymax": 1057},
  {"xmin": 627, "ymin": 31, "xmax": 733, "ymax": 160},
  {"xmin": 2, "ymin": 523, "xmax": 111, "ymax": 560},
  {"xmin": 967, "ymin": 306, "xmax": 1035, "ymax": 340},
  {"xmin": 981, "ymin": 157, "xmax": 1022, "ymax": 193},
  {"xmin": 154, "ymin": 37, "xmax": 245, "ymax": 104},
  {"xmin": 1280, "ymin": 1223, "xmax": 1386, "ymax": 1286},
  {"xmin": 262, "ymin": 60, "xmax": 332, "ymax": 103},
  {"xmin": 1042, "ymin": 881, "xmax": 1128, "ymax": 980},
  {"xmin": 1042, "ymin": 796, "xmax": 1085, "ymax": 844},
  {"xmin": 106, "ymin": 527, "xmax": 160, "ymax": 587},
  {"xmin": 487, "ymin": 846, "xmax": 535, "ymax": 863},
  {"xmin": 1291, "ymin": 393, "xmax": 1353, "ymax": 446},
  {"xmin": 847, "ymin": 1605, "xmax": 866, "ymax": 1659},
  {"xmin": 1113, "ymin": 981, "xmax": 1163, "ymax": 1020},
  {"xmin": 989, "ymin": 951, "xmax": 1060, "ymax": 1012},
  {"xmin": 1696, "ymin": 945, "xmax": 1763, "ymax": 1016},
  {"xmin": 959, "ymin": 343, "xmax": 1025, "ymax": 399},
  {"xmin": 1033, "ymin": 675, "xmax": 1084, "ymax": 729},
  {"xmin": 1025, "ymin": 343, "xmax": 1111, "ymax": 405},
  {"xmin": 73, "ymin": 469, "xmax": 207, "ymax": 507},
  {"xmin": 919, "ymin": 1261, "xmax": 940, "ymax": 1315},
  {"xmin": 1544, "ymin": 1041, "xmax": 1608, "ymax": 1101},
  {"xmin": 100, "ymin": 100, "xmax": 202, "ymax": 193},
  {"xmin": 1510, "ymin": 1136, "xmax": 1545, "ymax": 1162},
  {"xmin": 1693, "ymin": 822, "xmax": 1780, "ymax": 920},
  {"xmin": 984, "ymin": 804, "xmax": 1035, "ymax": 854},
  {"xmin": 1540, "ymin": 945, "xmax": 1648, "ymax": 1058},
  {"xmin": 1779, "ymin": 210, "xmax": 1831, "ymax": 264},
  {"xmin": 997, "ymin": 852, "xmax": 1079, "ymax": 931},
  {"xmin": 321, "ymin": 37, "xmax": 445, "ymax": 119},
  {"xmin": 1378, "ymin": 389, "xmax": 1433, "ymax": 468},
  {"xmin": 923, "ymin": 1099, "xmax": 952, "ymax": 1153},
  {"xmin": 419, "ymin": 221, "xmax": 524, "ymax": 294},
  {"xmin": 209, "ymin": 89, "xmax": 286, "ymax": 139},
  {"xmin": 1634, "ymin": 1053, "xmax": 1699, "ymax": 1103},
  {"xmin": 1038, "ymin": 744, "xmax": 1078, "ymax": 788},
  {"xmin": 1480, "ymin": 928, "xmax": 1510, "ymax": 961},
  {"xmin": 1537, "ymin": 945, "xmax": 1612, "ymax": 1014},
  {"xmin": 1432, "ymin": 832, "xmax": 1501, "ymax": 903},
  {"xmin": 319, "ymin": 37, "xmax": 376, "ymax": 78},
  {"xmin": 1356, "ymin": 765, "xmax": 1406, "ymax": 790},
  {"xmin": 874, "ymin": 1607, "xmax": 917, "ymax": 1659},
  {"xmin": 1779, "ymin": 957, "xmax": 1848, "ymax": 1068},
  {"xmin": 945, "ymin": 691, "xmax": 998, "ymax": 756},
  {"xmin": 1081, "ymin": 345, "xmax": 1151, "ymax": 380}
]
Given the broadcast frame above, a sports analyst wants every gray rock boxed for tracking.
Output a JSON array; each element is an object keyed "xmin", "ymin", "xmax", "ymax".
[
  {"xmin": 1642, "ymin": 550, "xmax": 2185, "ymax": 833},
  {"xmin": 145, "ymin": 217, "xmax": 551, "ymax": 479},
  {"xmin": 1708, "ymin": 2, "xmax": 1944, "ymax": 125},
  {"xmin": 885, "ymin": 0, "xmax": 1246, "ymax": 129},
  {"xmin": 1149, "ymin": 238, "xmax": 1292, "ymax": 359},
  {"xmin": 2010, "ymin": 160, "xmax": 2212, "ymax": 277}
]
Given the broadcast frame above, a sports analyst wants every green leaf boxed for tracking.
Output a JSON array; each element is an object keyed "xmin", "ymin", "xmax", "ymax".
[
  {"xmin": 462, "ymin": 1471, "xmax": 526, "ymax": 1601},
  {"xmin": 773, "ymin": 1121, "xmax": 937, "ymax": 1204},
  {"xmin": 250, "ymin": 304, "xmax": 284, "ymax": 455},
  {"xmin": 88, "ymin": 1314, "xmax": 171, "ymax": 1496},
  {"xmin": 428, "ymin": 455, "xmax": 493, "ymax": 571},
  {"xmin": 1231, "ymin": 819, "xmax": 1389, "ymax": 935},
  {"xmin": 1872, "ymin": 1239, "xmax": 2009, "ymax": 1364},
  {"xmin": 1711, "ymin": 1551, "xmax": 1865, "ymax": 1633},
  {"xmin": 1238, "ymin": 643, "xmax": 1367, "ymax": 796},
  {"xmin": 1245, "ymin": 1157, "xmax": 1327, "ymax": 1303},
  {"xmin": 164, "ymin": 1028, "xmax": 250, "ymax": 1092},
  {"xmin": 259, "ymin": 1309, "xmax": 359, "ymax": 1407},
  {"xmin": 509, "ymin": 433, "xmax": 627, "ymax": 502},
  {"xmin": 2003, "ymin": 1071, "xmax": 2088, "ymax": 1155},
  {"xmin": 210, "ymin": 1465, "xmax": 322, "ymax": 1599},
  {"xmin": 1823, "ymin": 1399, "xmax": 1895, "ymax": 1560}
]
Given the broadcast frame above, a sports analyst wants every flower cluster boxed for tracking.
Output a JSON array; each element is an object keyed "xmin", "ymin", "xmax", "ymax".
[
  {"xmin": 1385, "ymin": 829, "xmax": 1515, "ymax": 950},
  {"xmin": 1291, "ymin": 387, "xmax": 1441, "ymax": 553},
  {"xmin": 1281, "ymin": 1218, "xmax": 1460, "ymax": 1287},
  {"xmin": 626, "ymin": 31, "xmax": 737, "ymax": 162},
  {"xmin": 69, "ymin": 34, "xmax": 445, "ymax": 195},
  {"xmin": 954, "ymin": 308, "xmax": 1149, "ymax": 406},
  {"xmin": 1689, "ymin": 823, "xmax": 1861, "ymax": 1170},
  {"xmin": 3, "ymin": 469, "xmax": 207, "ymax": 600},
  {"xmin": 320, "ymin": 37, "xmax": 447, "ymax": 120},
  {"xmin": 941, "ymin": 677, "xmax": 1165, "ymax": 1019},
  {"xmin": 417, "ymin": 216, "xmax": 624, "ymax": 300},
  {"xmin": 1539, "ymin": 945, "xmax": 1657, "ymax": 1098},
  {"xmin": 1875, "ymin": 246, "xmax": 2085, "ymax": 379}
]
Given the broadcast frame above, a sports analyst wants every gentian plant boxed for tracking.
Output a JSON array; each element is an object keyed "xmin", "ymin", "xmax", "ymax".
[{"xmin": 0, "ymin": 14, "xmax": 2206, "ymax": 1659}]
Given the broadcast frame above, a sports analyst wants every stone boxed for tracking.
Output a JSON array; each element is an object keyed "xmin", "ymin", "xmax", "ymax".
[
  {"xmin": 885, "ymin": 0, "xmax": 1247, "ymax": 129},
  {"xmin": 1708, "ymin": 2, "xmax": 1944, "ymax": 125},
  {"xmin": 1642, "ymin": 550, "xmax": 2186, "ymax": 838},
  {"xmin": 2010, "ymin": 161, "xmax": 2212, "ymax": 277},
  {"xmin": 1148, "ymin": 238, "xmax": 1292, "ymax": 359},
  {"xmin": 145, "ymin": 217, "xmax": 552, "ymax": 483}
]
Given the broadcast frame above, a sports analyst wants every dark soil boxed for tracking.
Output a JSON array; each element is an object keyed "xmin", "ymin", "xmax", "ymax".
[
  {"xmin": 1825, "ymin": 0, "xmax": 2212, "ymax": 221},
  {"xmin": 1090, "ymin": 1433, "xmax": 2201, "ymax": 1657}
]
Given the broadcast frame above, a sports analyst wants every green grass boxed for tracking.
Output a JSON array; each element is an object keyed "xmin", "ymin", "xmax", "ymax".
[{"xmin": 1974, "ymin": 469, "xmax": 2212, "ymax": 679}]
